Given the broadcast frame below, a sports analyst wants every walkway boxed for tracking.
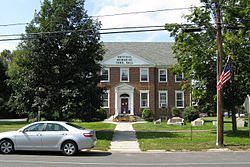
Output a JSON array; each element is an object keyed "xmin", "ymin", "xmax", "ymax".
[{"xmin": 110, "ymin": 122, "xmax": 141, "ymax": 153}]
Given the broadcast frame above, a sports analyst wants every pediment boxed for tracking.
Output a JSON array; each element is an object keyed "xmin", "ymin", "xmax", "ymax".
[
  {"xmin": 115, "ymin": 83, "xmax": 134, "ymax": 91},
  {"xmin": 102, "ymin": 51, "xmax": 153, "ymax": 66}
]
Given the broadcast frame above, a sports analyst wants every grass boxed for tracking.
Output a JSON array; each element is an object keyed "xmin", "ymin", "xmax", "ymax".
[
  {"xmin": 0, "ymin": 121, "xmax": 28, "ymax": 132},
  {"xmin": 134, "ymin": 122, "xmax": 216, "ymax": 131},
  {"xmin": 133, "ymin": 117, "xmax": 250, "ymax": 151},
  {"xmin": 0, "ymin": 121, "xmax": 116, "ymax": 151},
  {"xmin": 74, "ymin": 122, "xmax": 116, "ymax": 151},
  {"xmin": 136, "ymin": 131, "xmax": 216, "ymax": 151}
]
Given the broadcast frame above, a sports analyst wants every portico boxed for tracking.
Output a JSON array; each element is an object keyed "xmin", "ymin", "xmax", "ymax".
[{"xmin": 115, "ymin": 83, "xmax": 135, "ymax": 116}]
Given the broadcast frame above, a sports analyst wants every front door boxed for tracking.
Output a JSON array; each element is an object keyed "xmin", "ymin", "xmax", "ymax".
[{"xmin": 121, "ymin": 98, "xmax": 129, "ymax": 114}]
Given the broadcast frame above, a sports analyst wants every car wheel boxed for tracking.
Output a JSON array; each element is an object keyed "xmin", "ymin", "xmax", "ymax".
[
  {"xmin": 61, "ymin": 141, "xmax": 78, "ymax": 156},
  {"xmin": 0, "ymin": 139, "xmax": 14, "ymax": 154}
]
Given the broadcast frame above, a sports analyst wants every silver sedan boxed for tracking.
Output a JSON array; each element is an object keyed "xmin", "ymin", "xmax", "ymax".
[{"xmin": 0, "ymin": 121, "xmax": 97, "ymax": 155}]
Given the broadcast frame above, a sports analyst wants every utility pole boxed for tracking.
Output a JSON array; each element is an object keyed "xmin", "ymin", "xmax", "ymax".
[{"xmin": 215, "ymin": 2, "xmax": 224, "ymax": 147}]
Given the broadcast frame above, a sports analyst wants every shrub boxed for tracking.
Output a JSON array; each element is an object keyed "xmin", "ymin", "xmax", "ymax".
[
  {"xmin": 171, "ymin": 107, "xmax": 182, "ymax": 117},
  {"xmin": 142, "ymin": 108, "xmax": 152, "ymax": 121},
  {"xmin": 94, "ymin": 108, "xmax": 107, "ymax": 121},
  {"xmin": 183, "ymin": 106, "xmax": 199, "ymax": 122}
]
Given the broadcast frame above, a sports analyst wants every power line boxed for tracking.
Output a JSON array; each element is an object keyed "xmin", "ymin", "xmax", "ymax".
[
  {"xmin": 0, "ymin": 28, "xmax": 167, "ymax": 42},
  {"xmin": 90, "ymin": 7, "xmax": 196, "ymax": 18},
  {"xmin": 0, "ymin": 23, "xmax": 249, "ymax": 40},
  {"xmin": 0, "ymin": 23, "xmax": 28, "ymax": 27},
  {"xmin": 0, "ymin": 25, "xmax": 167, "ymax": 38}
]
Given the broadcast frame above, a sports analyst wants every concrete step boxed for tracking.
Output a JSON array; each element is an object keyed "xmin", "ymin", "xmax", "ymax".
[{"xmin": 110, "ymin": 148, "xmax": 141, "ymax": 153}]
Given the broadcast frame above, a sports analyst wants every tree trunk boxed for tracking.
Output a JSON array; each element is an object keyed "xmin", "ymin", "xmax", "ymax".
[{"xmin": 232, "ymin": 107, "xmax": 237, "ymax": 133}]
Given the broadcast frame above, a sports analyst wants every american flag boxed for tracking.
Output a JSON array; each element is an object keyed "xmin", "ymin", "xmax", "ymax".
[{"xmin": 217, "ymin": 58, "xmax": 232, "ymax": 91}]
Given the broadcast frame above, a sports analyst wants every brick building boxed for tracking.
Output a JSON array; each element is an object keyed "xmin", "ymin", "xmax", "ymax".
[{"xmin": 100, "ymin": 42, "xmax": 190, "ymax": 117}]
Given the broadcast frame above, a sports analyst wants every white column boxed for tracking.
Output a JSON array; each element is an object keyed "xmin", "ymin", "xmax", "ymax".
[
  {"xmin": 115, "ymin": 89, "xmax": 118, "ymax": 117},
  {"xmin": 131, "ymin": 91, "xmax": 134, "ymax": 115}
]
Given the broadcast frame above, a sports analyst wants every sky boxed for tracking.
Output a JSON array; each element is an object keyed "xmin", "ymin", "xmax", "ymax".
[{"xmin": 0, "ymin": 0, "xmax": 202, "ymax": 52}]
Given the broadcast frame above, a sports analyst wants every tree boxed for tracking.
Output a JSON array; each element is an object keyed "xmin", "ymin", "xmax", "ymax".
[
  {"xmin": 8, "ymin": 0, "xmax": 105, "ymax": 121},
  {"xmin": 0, "ymin": 50, "xmax": 12, "ymax": 114},
  {"xmin": 0, "ymin": 49, "xmax": 12, "ymax": 64},
  {"xmin": 166, "ymin": 5, "xmax": 217, "ymax": 114},
  {"xmin": 165, "ymin": 0, "xmax": 250, "ymax": 132},
  {"xmin": 222, "ymin": 0, "xmax": 250, "ymax": 132}
]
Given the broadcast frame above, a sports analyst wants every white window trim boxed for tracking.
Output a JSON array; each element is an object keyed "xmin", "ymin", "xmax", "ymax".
[
  {"xmin": 175, "ymin": 90, "xmax": 184, "ymax": 108},
  {"xmin": 120, "ymin": 68, "xmax": 129, "ymax": 82},
  {"xmin": 158, "ymin": 69, "xmax": 168, "ymax": 82},
  {"xmin": 140, "ymin": 90, "xmax": 149, "ymax": 108},
  {"xmin": 158, "ymin": 91, "xmax": 168, "ymax": 108},
  {"xmin": 140, "ymin": 68, "xmax": 149, "ymax": 82},
  {"xmin": 101, "ymin": 68, "xmax": 110, "ymax": 82},
  {"xmin": 175, "ymin": 72, "xmax": 184, "ymax": 83},
  {"xmin": 103, "ymin": 90, "xmax": 110, "ymax": 108}
]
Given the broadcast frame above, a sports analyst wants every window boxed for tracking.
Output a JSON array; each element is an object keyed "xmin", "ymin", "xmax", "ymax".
[
  {"xmin": 24, "ymin": 123, "xmax": 45, "ymax": 132},
  {"xmin": 101, "ymin": 68, "xmax": 109, "ymax": 82},
  {"xmin": 175, "ymin": 91, "xmax": 184, "ymax": 108},
  {"xmin": 175, "ymin": 73, "xmax": 184, "ymax": 83},
  {"xmin": 159, "ymin": 69, "xmax": 167, "ymax": 82},
  {"xmin": 140, "ymin": 90, "xmax": 149, "ymax": 108},
  {"xmin": 102, "ymin": 90, "xmax": 109, "ymax": 108},
  {"xmin": 46, "ymin": 123, "xmax": 68, "ymax": 131},
  {"xmin": 159, "ymin": 91, "xmax": 168, "ymax": 108},
  {"xmin": 120, "ymin": 68, "xmax": 129, "ymax": 82},
  {"xmin": 140, "ymin": 68, "xmax": 149, "ymax": 82}
]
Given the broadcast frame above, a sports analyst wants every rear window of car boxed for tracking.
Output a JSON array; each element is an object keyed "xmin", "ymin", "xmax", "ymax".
[{"xmin": 66, "ymin": 123, "xmax": 85, "ymax": 130}]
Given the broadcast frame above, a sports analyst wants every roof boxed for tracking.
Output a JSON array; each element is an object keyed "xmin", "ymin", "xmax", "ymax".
[{"xmin": 103, "ymin": 42, "xmax": 177, "ymax": 66}]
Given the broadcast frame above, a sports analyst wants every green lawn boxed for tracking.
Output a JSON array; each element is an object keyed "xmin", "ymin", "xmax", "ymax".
[
  {"xmin": 0, "ymin": 121, "xmax": 116, "ymax": 151},
  {"xmin": 74, "ymin": 122, "xmax": 116, "ymax": 151},
  {"xmin": 133, "ymin": 122, "xmax": 216, "ymax": 131},
  {"xmin": 0, "ymin": 121, "xmax": 28, "ymax": 132},
  {"xmin": 133, "ymin": 119, "xmax": 250, "ymax": 151}
]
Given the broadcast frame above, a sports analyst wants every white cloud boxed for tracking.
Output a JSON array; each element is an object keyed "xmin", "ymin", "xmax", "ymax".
[
  {"xmin": 0, "ymin": 41, "xmax": 18, "ymax": 52},
  {"xmin": 88, "ymin": 0, "xmax": 202, "ymax": 42}
]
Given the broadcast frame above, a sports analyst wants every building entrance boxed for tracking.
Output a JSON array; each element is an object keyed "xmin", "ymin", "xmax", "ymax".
[{"xmin": 121, "ymin": 98, "xmax": 129, "ymax": 114}]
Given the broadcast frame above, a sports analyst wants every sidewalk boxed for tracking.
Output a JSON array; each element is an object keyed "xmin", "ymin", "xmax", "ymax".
[
  {"xmin": 0, "ymin": 118, "xmax": 27, "ymax": 122},
  {"xmin": 110, "ymin": 122, "xmax": 141, "ymax": 153}
]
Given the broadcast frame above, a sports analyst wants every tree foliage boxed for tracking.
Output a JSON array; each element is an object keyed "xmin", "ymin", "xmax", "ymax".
[
  {"xmin": 165, "ymin": 0, "xmax": 250, "ymax": 115},
  {"xmin": 8, "ymin": 0, "xmax": 105, "ymax": 121},
  {"xmin": 0, "ymin": 50, "xmax": 12, "ymax": 113}
]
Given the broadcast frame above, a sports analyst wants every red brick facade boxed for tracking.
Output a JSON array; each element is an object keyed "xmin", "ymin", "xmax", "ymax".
[
  {"xmin": 100, "ymin": 67, "xmax": 190, "ymax": 117},
  {"xmin": 101, "ymin": 42, "xmax": 190, "ymax": 117}
]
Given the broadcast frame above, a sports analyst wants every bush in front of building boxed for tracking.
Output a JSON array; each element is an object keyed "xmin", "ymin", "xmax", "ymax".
[
  {"xmin": 94, "ymin": 108, "xmax": 108, "ymax": 121},
  {"xmin": 142, "ymin": 108, "xmax": 152, "ymax": 121},
  {"xmin": 183, "ymin": 106, "xmax": 199, "ymax": 122},
  {"xmin": 171, "ymin": 107, "xmax": 182, "ymax": 117}
]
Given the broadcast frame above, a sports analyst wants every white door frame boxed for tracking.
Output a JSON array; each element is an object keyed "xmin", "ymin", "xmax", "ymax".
[{"xmin": 115, "ymin": 83, "xmax": 134, "ymax": 116}]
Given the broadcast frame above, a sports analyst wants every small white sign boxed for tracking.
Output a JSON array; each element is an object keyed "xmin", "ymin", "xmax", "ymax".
[
  {"xmin": 116, "ymin": 55, "xmax": 133, "ymax": 64},
  {"xmin": 103, "ymin": 52, "xmax": 152, "ymax": 66}
]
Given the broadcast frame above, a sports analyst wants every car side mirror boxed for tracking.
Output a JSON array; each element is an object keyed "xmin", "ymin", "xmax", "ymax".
[{"xmin": 19, "ymin": 129, "xmax": 26, "ymax": 133}]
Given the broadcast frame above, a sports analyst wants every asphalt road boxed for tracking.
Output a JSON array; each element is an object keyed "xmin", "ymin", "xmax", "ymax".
[{"xmin": 0, "ymin": 151, "xmax": 250, "ymax": 167}]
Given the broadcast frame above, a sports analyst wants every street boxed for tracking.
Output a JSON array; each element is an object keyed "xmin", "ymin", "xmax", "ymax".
[{"xmin": 1, "ymin": 151, "xmax": 250, "ymax": 167}]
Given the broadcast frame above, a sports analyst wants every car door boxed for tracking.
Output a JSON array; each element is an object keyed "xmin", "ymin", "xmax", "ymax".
[
  {"xmin": 15, "ymin": 123, "xmax": 45, "ymax": 150},
  {"xmin": 41, "ymin": 123, "xmax": 69, "ymax": 151}
]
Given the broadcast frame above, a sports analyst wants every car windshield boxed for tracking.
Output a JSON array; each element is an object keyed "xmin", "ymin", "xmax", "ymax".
[{"xmin": 66, "ymin": 123, "xmax": 85, "ymax": 130}]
